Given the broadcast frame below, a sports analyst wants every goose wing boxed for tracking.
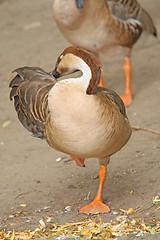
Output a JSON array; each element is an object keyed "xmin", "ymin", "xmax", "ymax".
[
  {"xmin": 107, "ymin": 0, "xmax": 157, "ymax": 36},
  {"xmin": 97, "ymin": 87, "xmax": 127, "ymax": 119},
  {"xmin": 9, "ymin": 66, "xmax": 56, "ymax": 139}
]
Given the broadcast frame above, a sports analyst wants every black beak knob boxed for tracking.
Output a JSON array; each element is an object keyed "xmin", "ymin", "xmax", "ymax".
[
  {"xmin": 52, "ymin": 69, "xmax": 60, "ymax": 79},
  {"xmin": 75, "ymin": 0, "xmax": 84, "ymax": 9}
]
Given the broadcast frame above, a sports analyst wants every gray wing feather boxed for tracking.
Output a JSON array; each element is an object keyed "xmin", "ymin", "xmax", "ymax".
[
  {"xmin": 9, "ymin": 66, "xmax": 57, "ymax": 139},
  {"xmin": 97, "ymin": 87, "xmax": 127, "ymax": 119}
]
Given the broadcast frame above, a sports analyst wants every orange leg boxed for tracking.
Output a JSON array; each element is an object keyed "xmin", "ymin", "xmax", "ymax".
[
  {"xmin": 98, "ymin": 59, "xmax": 106, "ymax": 88},
  {"xmin": 71, "ymin": 156, "xmax": 85, "ymax": 167},
  {"xmin": 79, "ymin": 166, "xmax": 110, "ymax": 215},
  {"xmin": 121, "ymin": 58, "xmax": 133, "ymax": 106},
  {"xmin": 99, "ymin": 75, "xmax": 106, "ymax": 88}
]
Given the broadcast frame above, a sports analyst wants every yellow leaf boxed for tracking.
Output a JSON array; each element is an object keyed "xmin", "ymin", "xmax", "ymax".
[
  {"xmin": 10, "ymin": 229, "xmax": 15, "ymax": 240},
  {"xmin": 153, "ymin": 195, "xmax": 160, "ymax": 203},
  {"xmin": 20, "ymin": 204, "xmax": 27, "ymax": 207},
  {"xmin": 98, "ymin": 217, "xmax": 102, "ymax": 226},
  {"xmin": 141, "ymin": 224, "xmax": 151, "ymax": 231},
  {"xmin": 120, "ymin": 208, "xmax": 137, "ymax": 215},
  {"xmin": 155, "ymin": 206, "xmax": 160, "ymax": 211},
  {"xmin": 130, "ymin": 190, "xmax": 134, "ymax": 195},
  {"xmin": 87, "ymin": 221, "xmax": 96, "ymax": 228},
  {"xmin": 127, "ymin": 208, "xmax": 135, "ymax": 214},
  {"xmin": 2, "ymin": 120, "xmax": 11, "ymax": 128}
]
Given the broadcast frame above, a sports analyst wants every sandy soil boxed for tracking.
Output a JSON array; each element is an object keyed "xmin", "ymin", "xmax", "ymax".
[{"xmin": 0, "ymin": 0, "xmax": 160, "ymax": 237}]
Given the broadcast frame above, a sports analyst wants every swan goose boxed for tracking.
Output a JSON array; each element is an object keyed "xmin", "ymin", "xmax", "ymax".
[
  {"xmin": 53, "ymin": 0, "xmax": 157, "ymax": 106},
  {"xmin": 9, "ymin": 46, "xmax": 132, "ymax": 214}
]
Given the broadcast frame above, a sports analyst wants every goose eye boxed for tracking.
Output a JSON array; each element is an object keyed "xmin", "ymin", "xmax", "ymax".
[{"xmin": 59, "ymin": 54, "xmax": 63, "ymax": 59}]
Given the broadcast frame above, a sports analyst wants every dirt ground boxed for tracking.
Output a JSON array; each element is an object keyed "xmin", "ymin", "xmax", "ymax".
[{"xmin": 0, "ymin": 0, "xmax": 160, "ymax": 238}]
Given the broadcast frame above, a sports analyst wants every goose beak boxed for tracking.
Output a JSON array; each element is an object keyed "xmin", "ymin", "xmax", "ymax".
[
  {"xmin": 52, "ymin": 60, "xmax": 60, "ymax": 79},
  {"xmin": 52, "ymin": 69, "xmax": 60, "ymax": 79},
  {"xmin": 75, "ymin": 0, "xmax": 84, "ymax": 9}
]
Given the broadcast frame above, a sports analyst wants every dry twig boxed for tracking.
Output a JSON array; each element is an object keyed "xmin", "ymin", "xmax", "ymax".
[{"xmin": 132, "ymin": 126, "xmax": 160, "ymax": 135}]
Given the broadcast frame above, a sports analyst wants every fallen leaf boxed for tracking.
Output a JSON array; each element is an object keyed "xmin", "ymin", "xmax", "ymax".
[
  {"xmin": 39, "ymin": 219, "xmax": 46, "ymax": 228},
  {"xmin": 10, "ymin": 229, "xmax": 15, "ymax": 240},
  {"xmin": 120, "ymin": 208, "xmax": 136, "ymax": 215},
  {"xmin": 150, "ymin": 228, "xmax": 157, "ymax": 235},
  {"xmin": 155, "ymin": 206, "xmax": 160, "ymax": 211},
  {"xmin": 130, "ymin": 190, "xmax": 134, "ymax": 195},
  {"xmin": 2, "ymin": 120, "xmax": 11, "ymax": 128},
  {"xmin": 19, "ymin": 204, "xmax": 27, "ymax": 207},
  {"xmin": 153, "ymin": 195, "xmax": 160, "ymax": 203}
]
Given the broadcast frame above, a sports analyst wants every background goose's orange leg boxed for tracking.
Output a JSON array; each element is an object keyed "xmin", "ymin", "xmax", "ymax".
[
  {"xmin": 79, "ymin": 166, "xmax": 110, "ymax": 215},
  {"xmin": 99, "ymin": 59, "xmax": 106, "ymax": 88},
  {"xmin": 121, "ymin": 58, "xmax": 133, "ymax": 106},
  {"xmin": 99, "ymin": 75, "xmax": 106, "ymax": 88}
]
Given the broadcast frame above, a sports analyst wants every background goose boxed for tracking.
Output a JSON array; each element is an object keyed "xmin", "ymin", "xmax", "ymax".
[
  {"xmin": 53, "ymin": 0, "xmax": 157, "ymax": 106},
  {"xmin": 9, "ymin": 46, "xmax": 132, "ymax": 214}
]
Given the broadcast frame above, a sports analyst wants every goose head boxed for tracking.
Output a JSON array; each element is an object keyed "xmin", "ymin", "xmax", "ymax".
[{"xmin": 52, "ymin": 46, "xmax": 102, "ymax": 94}]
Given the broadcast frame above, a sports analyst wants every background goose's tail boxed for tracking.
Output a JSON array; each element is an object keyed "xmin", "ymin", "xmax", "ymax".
[{"xmin": 139, "ymin": 8, "xmax": 157, "ymax": 37}]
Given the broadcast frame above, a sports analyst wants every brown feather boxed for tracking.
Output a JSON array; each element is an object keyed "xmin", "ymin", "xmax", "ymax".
[
  {"xmin": 108, "ymin": 0, "xmax": 157, "ymax": 36},
  {"xmin": 9, "ymin": 66, "xmax": 56, "ymax": 139},
  {"xmin": 97, "ymin": 87, "xmax": 127, "ymax": 119}
]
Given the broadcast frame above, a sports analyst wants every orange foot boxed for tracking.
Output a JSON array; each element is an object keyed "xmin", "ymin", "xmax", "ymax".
[
  {"xmin": 71, "ymin": 156, "xmax": 85, "ymax": 167},
  {"xmin": 121, "ymin": 93, "xmax": 133, "ymax": 107},
  {"xmin": 79, "ymin": 200, "xmax": 110, "ymax": 215}
]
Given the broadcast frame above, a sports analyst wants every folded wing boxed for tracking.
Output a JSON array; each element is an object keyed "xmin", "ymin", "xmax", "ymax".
[{"xmin": 9, "ymin": 66, "xmax": 56, "ymax": 139}]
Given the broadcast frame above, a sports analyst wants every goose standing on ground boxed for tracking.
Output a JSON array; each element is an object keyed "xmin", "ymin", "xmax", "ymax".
[
  {"xmin": 53, "ymin": 0, "xmax": 157, "ymax": 106},
  {"xmin": 9, "ymin": 46, "xmax": 132, "ymax": 214}
]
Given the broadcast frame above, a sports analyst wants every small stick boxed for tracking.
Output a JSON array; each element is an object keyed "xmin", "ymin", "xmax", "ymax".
[{"xmin": 132, "ymin": 126, "xmax": 160, "ymax": 135}]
